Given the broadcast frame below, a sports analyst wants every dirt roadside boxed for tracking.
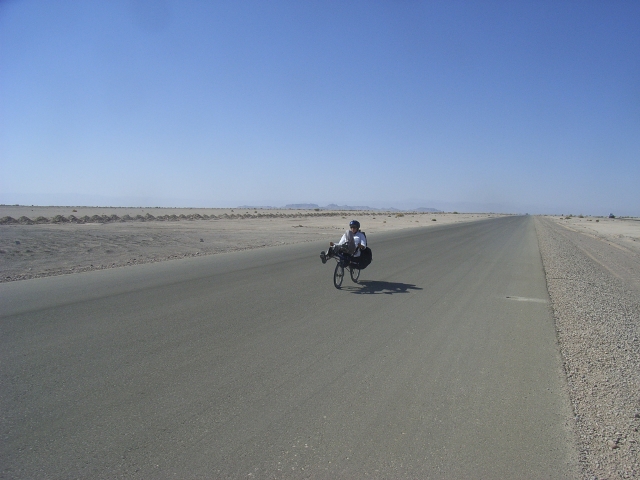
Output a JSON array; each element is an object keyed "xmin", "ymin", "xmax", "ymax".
[{"xmin": 536, "ymin": 217, "xmax": 640, "ymax": 479}]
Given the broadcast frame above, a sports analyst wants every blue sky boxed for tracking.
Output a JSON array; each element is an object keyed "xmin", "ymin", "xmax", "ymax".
[{"xmin": 1, "ymin": 1, "xmax": 638, "ymax": 215}]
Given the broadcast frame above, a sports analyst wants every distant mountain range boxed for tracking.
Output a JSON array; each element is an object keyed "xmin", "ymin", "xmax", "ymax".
[
  {"xmin": 238, "ymin": 203, "xmax": 442, "ymax": 212},
  {"xmin": 414, "ymin": 207, "xmax": 442, "ymax": 212}
]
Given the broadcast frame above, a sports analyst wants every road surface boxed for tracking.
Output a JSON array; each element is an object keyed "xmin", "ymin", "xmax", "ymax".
[{"xmin": 1, "ymin": 215, "xmax": 577, "ymax": 478}]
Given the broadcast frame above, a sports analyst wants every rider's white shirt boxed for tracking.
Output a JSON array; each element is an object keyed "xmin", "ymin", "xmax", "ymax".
[{"xmin": 338, "ymin": 231, "xmax": 367, "ymax": 257}]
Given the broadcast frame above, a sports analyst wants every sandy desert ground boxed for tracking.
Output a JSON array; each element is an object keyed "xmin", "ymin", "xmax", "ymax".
[
  {"xmin": 551, "ymin": 214, "xmax": 640, "ymax": 252},
  {"xmin": 0, "ymin": 206, "xmax": 502, "ymax": 282}
]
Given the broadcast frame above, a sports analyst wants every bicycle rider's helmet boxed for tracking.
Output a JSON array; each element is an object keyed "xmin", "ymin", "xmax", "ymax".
[{"xmin": 349, "ymin": 220, "xmax": 360, "ymax": 229}]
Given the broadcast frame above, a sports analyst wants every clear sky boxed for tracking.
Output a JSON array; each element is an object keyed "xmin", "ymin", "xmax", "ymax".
[{"xmin": 1, "ymin": 1, "xmax": 638, "ymax": 215}]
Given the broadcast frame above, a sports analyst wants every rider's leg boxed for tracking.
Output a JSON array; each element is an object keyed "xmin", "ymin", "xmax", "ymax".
[
  {"xmin": 321, "ymin": 245, "xmax": 337, "ymax": 264},
  {"xmin": 321, "ymin": 245, "xmax": 337, "ymax": 262}
]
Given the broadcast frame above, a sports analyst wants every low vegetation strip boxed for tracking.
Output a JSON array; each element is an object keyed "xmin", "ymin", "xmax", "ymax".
[{"xmin": 535, "ymin": 217, "xmax": 640, "ymax": 479}]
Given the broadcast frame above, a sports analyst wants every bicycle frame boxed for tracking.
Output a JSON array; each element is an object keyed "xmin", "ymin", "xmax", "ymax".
[{"xmin": 332, "ymin": 251, "xmax": 360, "ymax": 288}]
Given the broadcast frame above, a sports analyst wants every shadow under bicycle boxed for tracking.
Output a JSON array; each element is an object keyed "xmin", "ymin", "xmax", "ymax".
[{"xmin": 341, "ymin": 280, "xmax": 423, "ymax": 295}]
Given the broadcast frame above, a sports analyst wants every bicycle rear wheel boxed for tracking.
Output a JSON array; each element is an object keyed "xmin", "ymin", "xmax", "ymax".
[
  {"xmin": 333, "ymin": 263, "xmax": 344, "ymax": 289},
  {"xmin": 349, "ymin": 266, "xmax": 360, "ymax": 283},
  {"xmin": 349, "ymin": 267, "xmax": 360, "ymax": 283}
]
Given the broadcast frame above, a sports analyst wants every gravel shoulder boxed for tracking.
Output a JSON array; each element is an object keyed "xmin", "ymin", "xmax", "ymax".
[{"xmin": 535, "ymin": 217, "xmax": 640, "ymax": 479}]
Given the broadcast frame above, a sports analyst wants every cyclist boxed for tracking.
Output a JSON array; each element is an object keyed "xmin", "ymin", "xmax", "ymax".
[{"xmin": 320, "ymin": 220, "xmax": 367, "ymax": 264}]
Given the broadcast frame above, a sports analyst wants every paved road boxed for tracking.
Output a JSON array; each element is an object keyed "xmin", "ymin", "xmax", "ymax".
[{"xmin": 1, "ymin": 216, "xmax": 577, "ymax": 478}]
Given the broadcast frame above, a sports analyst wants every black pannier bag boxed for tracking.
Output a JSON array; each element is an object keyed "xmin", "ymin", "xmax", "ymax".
[{"xmin": 356, "ymin": 247, "xmax": 372, "ymax": 269}]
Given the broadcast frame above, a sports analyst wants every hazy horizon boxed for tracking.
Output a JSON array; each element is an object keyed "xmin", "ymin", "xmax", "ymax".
[
  {"xmin": 0, "ymin": 193, "xmax": 635, "ymax": 217},
  {"xmin": 1, "ymin": 198, "xmax": 621, "ymax": 217}
]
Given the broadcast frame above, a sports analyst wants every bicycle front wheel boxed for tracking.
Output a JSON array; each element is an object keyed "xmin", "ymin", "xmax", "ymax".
[
  {"xmin": 350, "ymin": 266, "xmax": 360, "ymax": 283},
  {"xmin": 333, "ymin": 263, "xmax": 344, "ymax": 289}
]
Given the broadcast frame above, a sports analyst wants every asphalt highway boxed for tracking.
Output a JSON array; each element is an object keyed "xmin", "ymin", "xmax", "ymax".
[{"xmin": 1, "ymin": 215, "xmax": 578, "ymax": 478}]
